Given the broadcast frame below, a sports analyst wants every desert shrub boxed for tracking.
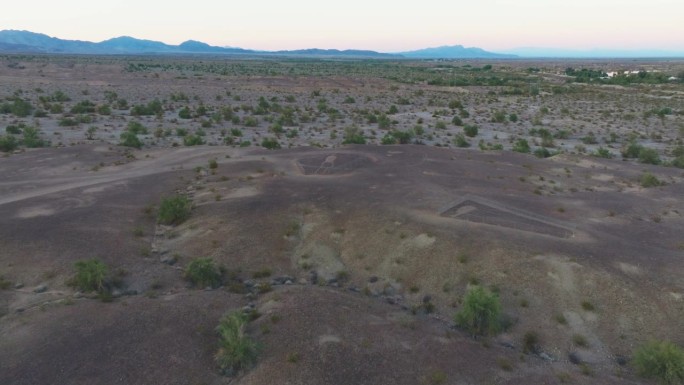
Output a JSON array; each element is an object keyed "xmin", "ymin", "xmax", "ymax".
[
  {"xmin": 215, "ymin": 311, "xmax": 258, "ymax": 374},
  {"xmin": 5, "ymin": 124, "xmax": 22, "ymax": 134},
  {"xmin": 638, "ymin": 148, "xmax": 661, "ymax": 165},
  {"xmin": 244, "ymin": 116, "xmax": 258, "ymax": 127},
  {"xmin": 622, "ymin": 142, "xmax": 643, "ymax": 158},
  {"xmin": 454, "ymin": 286, "xmax": 502, "ymax": 336},
  {"xmin": 185, "ymin": 257, "xmax": 221, "ymax": 288},
  {"xmin": 178, "ymin": 107, "xmax": 192, "ymax": 119},
  {"xmin": 183, "ymin": 134, "xmax": 204, "ymax": 146},
  {"xmin": 126, "ymin": 121, "xmax": 148, "ymax": 135},
  {"xmin": 640, "ymin": 173, "xmax": 661, "ymax": 188},
  {"xmin": 70, "ymin": 100, "xmax": 96, "ymax": 114},
  {"xmin": 633, "ymin": 340, "xmax": 684, "ymax": 384},
  {"xmin": 593, "ymin": 147, "xmax": 613, "ymax": 159},
  {"xmin": 72, "ymin": 259, "xmax": 108, "ymax": 292},
  {"xmin": 261, "ymin": 137, "xmax": 281, "ymax": 149},
  {"xmin": 463, "ymin": 124, "xmax": 479, "ymax": 137},
  {"xmin": 381, "ymin": 133, "xmax": 397, "ymax": 145},
  {"xmin": 22, "ymin": 126, "xmax": 45, "ymax": 148},
  {"xmin": 157, "ymin": 195, "xmax": 192, "ymax": 225},
  {"xmin": 342, "ymin": 126, "xmax": 366, "ymax": 144},
  {"xmin": 0, "ymin": 135, "xmax": 18, "ymax": 152},
  {"xmin": 513, "ymin": 139, "xmax": 531, "ymax": 153},
  {"xmin": 377, "ymin": 114, "xmax": 391, "ymax": 129},
  {"xmin": 119, "ymin": 131, "xmax": 142, "ymax": 149},
  {"xmin": 58, "ymin": 117, "xmax": 79, "ymax": 127},
  {"xmin": 451, "ymin": 115, "xmax": 463, "ymax": 126},
  {"xmin": 130, "ymin": 99, "xmax": 162, "ymax": 116},
  {"xmin": 492, "ymin": 110, "xmax": 507, "ymax": 123},
  {"xmin": 452, "ymin": 134, "xmax": 469, "ymax": 148},
  {"xmin": 534, "ymin": 147, "xmax": 552, "ymax": 158},
  {"xmin": 672, "ymin": 156, "xmax": 684, "ymax": 169}
]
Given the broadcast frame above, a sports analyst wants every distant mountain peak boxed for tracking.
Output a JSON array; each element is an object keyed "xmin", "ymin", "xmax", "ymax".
[{"xmin": 400, "ymin": 45, "xmax": 517, "ymax": 59}]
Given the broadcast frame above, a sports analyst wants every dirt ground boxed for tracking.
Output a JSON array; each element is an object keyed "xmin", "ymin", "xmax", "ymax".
[{"xmin": 1, "ymin": 56, "xmax": 683, "ymax": 384}]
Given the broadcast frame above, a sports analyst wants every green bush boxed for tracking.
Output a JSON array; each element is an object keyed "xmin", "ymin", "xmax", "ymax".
[
  {"xmin": 185, "ymin": 257, "xmax": 221, "ymax": 288},
  {"xmin": 183, "ymin": 134, "xmax": 204, "ymax": 146},
  {"xmin": 640, "ymin": 173, "xmax": 661, "ymax": 188},
  {"xmin": 215, "ymin": 311, "xmax": 258, "ymax": 374},
  {"xmin": 22, "ymin": 126, "xmax": 45, "ymax": 148},
  {"xmin": 342, "ymin": 126, "xmax": 366, "ymax": 144},
  {"xmin": 0, "ymin": 135, "xmax": 18, "ymax": 152},
  {"xmin": 622, "ymin": 142, "xmax": 643, "ymax": 158},
  {"xmin": 513, "ymin": 139, "xmax": 531, "ymax": 153},
  {"xmin": 119, "ymin": 131, "xmax": 142, "ymax": 149},
  {"xmin": 463, "ymin": 124, "xmax": 479, "ymax": 137},
  {"xmin": 72, "ymin": 259, "xmax": 108, "ymax": 292},
  {"xmin": 633, "ymin": 340, "xmax": 684, "ymax": 384},
  {"xmin": 157, "ymin": 195, "xmax": 192, "ymax": 225},
  {"xmin": 453, "ymin": 134, "xmax": 470, "ymax": 148},
  {"xmin": 639, "ymin": 148, "xmax": 661, "ymax": 165},
  {"xmin": 454, "ymin": 286, "xmax": 502, "ymax": 336},
  {"xmin": 261, "ymin": 137, "xmax": 281, "ymax": 149}
]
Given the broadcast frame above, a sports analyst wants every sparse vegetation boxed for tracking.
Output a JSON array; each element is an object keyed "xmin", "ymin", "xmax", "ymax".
[
  {"xmin": 633, "ymin": 340, "xmax": 684, "ymax": 384},
  {"xmin": 454, "ymin": 286, "xmax": 502, "ymax": 336},
  {"xmin": 215, "ymin": 311, "xmax": 258, "ymax": 374},
  {"xmin": 185, "ymin": 257, "xmax": 221, "ymax": 288},
  {"xmin": 71, "ymin": 258, "xmax": 108, "ymax": 293},
  {"xmin": 157, "ymin": 195, "xmax": 192, "ymax": 225}
]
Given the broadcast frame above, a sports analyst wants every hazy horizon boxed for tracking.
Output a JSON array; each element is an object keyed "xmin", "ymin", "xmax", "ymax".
[{"xmin": 2, "ymin": 0, "xmax": 683, "ymax": 52}]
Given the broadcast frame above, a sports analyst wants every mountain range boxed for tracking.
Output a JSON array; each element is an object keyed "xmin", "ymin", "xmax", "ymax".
[
  {"xmin": 0, "ymin": 30, "xmax": 514, "ymax": 59},
  {"xmin": 2, "ymin": 30, "xmax": 682, "ymax": 59}
]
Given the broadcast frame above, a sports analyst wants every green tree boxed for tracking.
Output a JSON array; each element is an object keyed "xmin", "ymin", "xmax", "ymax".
[
  {"xmin": 633, "ymin": 340, "xmax": 684, "ymax": 384},
  {"xmin": 454, "ymin": 286, "xmax": 502, "ymax": 336}
]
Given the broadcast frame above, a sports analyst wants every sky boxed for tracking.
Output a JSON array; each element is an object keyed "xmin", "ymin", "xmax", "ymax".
[{"xmin": 2, "ymin": 0, "xmax": 683, "ymax": 52}]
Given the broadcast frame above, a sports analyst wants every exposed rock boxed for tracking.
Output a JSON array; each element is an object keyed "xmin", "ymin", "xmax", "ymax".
[{"xmin": 33, "ymin": 284, "xmax": 48, "ymax": 293}]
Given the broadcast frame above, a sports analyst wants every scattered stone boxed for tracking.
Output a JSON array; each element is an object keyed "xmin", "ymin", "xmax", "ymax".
[
  {"xmin": 111, "ymin": 289, "xmax": 123, "ymax": 298},
  {"xmin": 369, "ymin": 276, "xmax": 378, "ymax": 283},
  {"xmin": 15, "ymin": 307, "xmax": 25, "ymax": 313},
  {"xmin": 73, "ymin": 292, "xmax": 84, "ymax": 298},
  {"xmin": 298, "ymin": 278, "xmax": 308, "ymax": 285},
  {"xmin": 422, "ymin": 295, "xmax": 432, "ymax": 304},
  {"xmin": 243, "ymin": 279, "xmax": 256, "ymax": 288},
  {"xmin": 13, "ymin": 283, "xmax": 24, "ymax": 289},
  {"xmin": 33, "ymin": 284, "xmax": 48, "ymax": 293},
  {"xmin": 308, "ymin": 270, "xmax": 318, "ymax": 285},
  {"xmin": 160, "ymin": 256, "xmax": 176, "ymax": 265},
  {"xmin": 271, "ymin": 275, "xmax": 295, "ymax": 285},
  {"xmin": 568, "ymin": 351, "xmax": 582, "ymax": 365},
  {"xmin": 348, "ymin": 286, "xmax": 360, "ymax": 292},
  {"xmin": 539, "ymin": 352, "xmax": 555, "ymax": 362}
]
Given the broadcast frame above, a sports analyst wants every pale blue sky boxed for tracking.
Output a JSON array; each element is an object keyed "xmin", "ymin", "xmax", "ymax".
[{"xmin": 2, "ymin": 0, "xmax": 682, "ymax": 51}]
